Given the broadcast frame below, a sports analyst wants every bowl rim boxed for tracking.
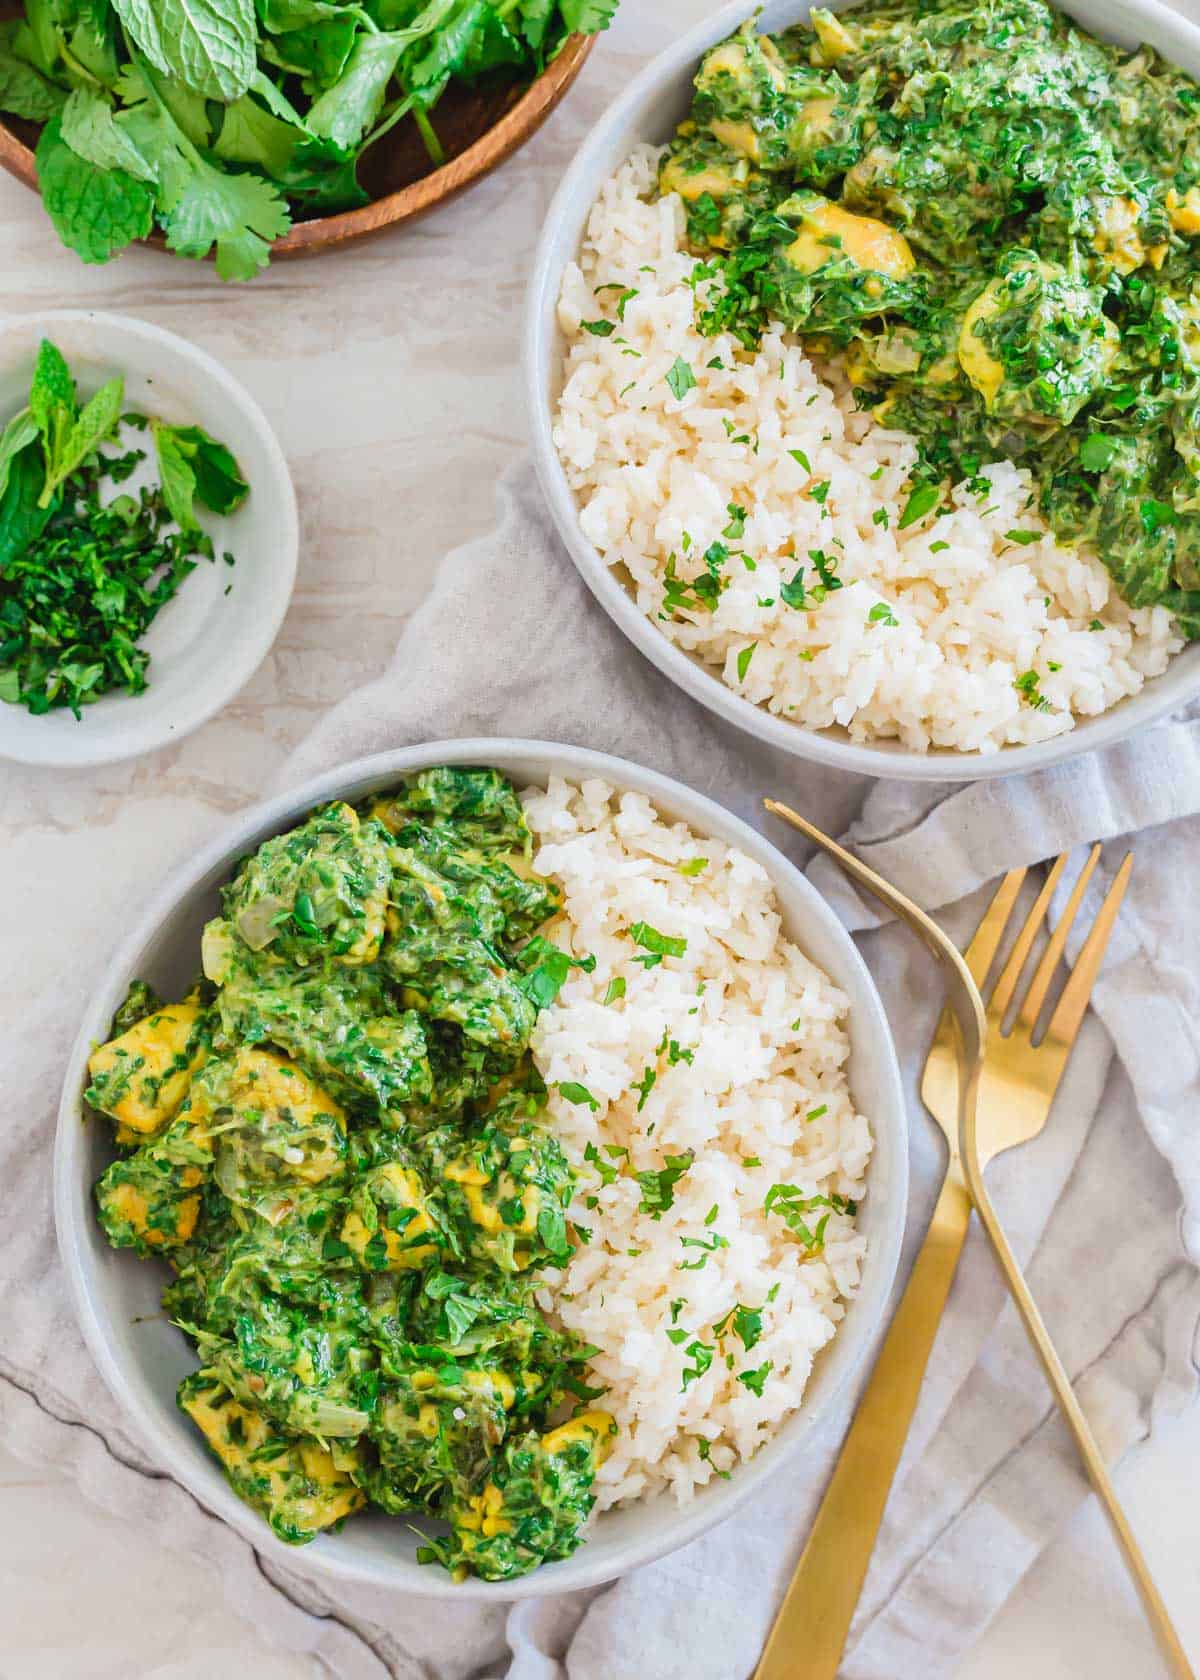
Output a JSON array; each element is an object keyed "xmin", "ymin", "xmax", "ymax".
[
  {"xmin": 0, "ymin": 307, "xmax": 298, "ymax": 768},
  {"xmin": 523, "ymin": 0, "xmax": 1200, "ymax": 784},
  {"xmin": 0, "ymin": 35, "xmax": 595, "ymax": 258},
  {"xmin": 54, "ymin": 735, "xmax": 908, "ymax": 1599}
]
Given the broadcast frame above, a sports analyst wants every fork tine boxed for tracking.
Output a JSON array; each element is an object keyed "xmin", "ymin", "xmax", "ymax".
[
  {"xmin": 1042, "ymin": 852, "xmax": 1134, "ymax": 1045},
  {"xmin": 963, "ymin": 868, "xmax": 1027, "ymax": 986},
  {"xmin": 1017, "ymin": 843, "xmax": 1103, "ymax": 1029},
  {"xmin": 989, "ymin": 852, "xmax": 1069, "ymax": 1017}
]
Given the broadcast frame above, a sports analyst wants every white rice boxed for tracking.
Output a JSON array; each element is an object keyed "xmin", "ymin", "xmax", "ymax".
[
  {"xmin": 523, "ymin": 777, "xmax": 871, "ymax": 1509},
  {"xmin": 553, "ymin": 147, "xmax": 1183, "ymax": 754}
]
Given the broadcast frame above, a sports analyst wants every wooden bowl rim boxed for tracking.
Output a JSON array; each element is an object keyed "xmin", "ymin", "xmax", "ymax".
[{"xmin": 0, "ymin": 31, "xmax": 594, "ymax": 258}]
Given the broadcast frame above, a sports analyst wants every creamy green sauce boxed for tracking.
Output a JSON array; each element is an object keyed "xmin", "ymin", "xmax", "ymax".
[
  {"xmin": 88, "ymin": 768, "xmax": 613, "ymax": 1581},
  {"xmin": 663, "ymin": 0, "xmax": 1200, "ymax": 633}
]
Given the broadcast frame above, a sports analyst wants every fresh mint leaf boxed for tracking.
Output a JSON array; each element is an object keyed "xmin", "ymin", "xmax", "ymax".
[
  {"xmin": 112, "ymin": 0, "xmax": 257, "ymax": 101},
  {"xmin": 36, "ymin": 116, "xmax": 155, "ymax": 266},
  {"xmin": 151, "ymin": 421, "xmax": 249, "ymax": 530},
  {"xmin": 60, "ymin": 87, "xmax": 157, "ymax": 183},
  {"xmin": 39, "ymin": 376, "xmax": 124, "ymax": 507},
  {"xmin": 0, "ymin": 25, "xmax": 67, "ymax": 120},
  {"xmin": 0, "ymin": 409, "xmax": 38, "ymax": 503},
  {"xmin": 0, "ymin": 443, "xmax": 51, "ymax": 571}
]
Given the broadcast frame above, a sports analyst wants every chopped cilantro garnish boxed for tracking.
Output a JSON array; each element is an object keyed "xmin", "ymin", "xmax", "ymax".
[
  {"xmin": 636, "ymin": 1151, "xmax": 695, "ymax": 1218},
  {"xmin": 558, "ymin": 1081, "xmax": 600, "ymax": 1111},
  {"xmin": 738, "ymin": 1361, "xmax": 773, "ymax": 1397},
  {"xmin": 627, "ymin": 921, "xmax": 688, "ymax": 967},
  {"xmin": 666, "ymin": 357, "xmax": 697, "ymax": 401},
  {"xmin": 898, "ymin": 482, "xmax": 939, "ymax": 529}
]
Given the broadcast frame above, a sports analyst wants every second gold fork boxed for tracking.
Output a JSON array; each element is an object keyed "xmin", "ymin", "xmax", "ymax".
[{"xmin": 754, "ymin": 822, "xmax": 1190, "ymax": 1680}]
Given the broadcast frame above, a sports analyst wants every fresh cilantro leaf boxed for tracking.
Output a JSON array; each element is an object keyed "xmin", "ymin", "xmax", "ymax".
[
  {"xmin": 736, "ymin": 642, "xmax": 757, "ymax": 680},
  {"xmin": 561, "ymin": 0, "xmax": 618, "ymax": 29},
  {"xmin": 60, "ymin": 88, "xmax": 158, "ymax": 183},
  {"xmin": 788, "ymin": 447, "xmax": 811, "ymax": 472},
  {"xmin": 867, "ymin": 601, "xmax": 898, "ymax": 628},
  {"xmin": 581, "ymin": 318, "xmax": 616, "ymax": 337},
  {"xmin": 602, "ymin": 975, "xmax": 626, "ymax": 1005},
  {"xmin": 676, "ymin": 856, "xmax": 708, "ymax": 876},
  {"xmin": 537, "ymin": 1203, "xmax": 571, "ymax": 1260},
  {"xmin": 1079, "ymin": 433, "xmax": 1117, "ymax": 472},
  {"xmin": 1004, "ymin": 529, "xmax": 1040, "ymax": 545}
]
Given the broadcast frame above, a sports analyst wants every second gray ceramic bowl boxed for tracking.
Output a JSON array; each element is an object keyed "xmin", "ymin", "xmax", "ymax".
[
  {"xmin": 55, "ymin": 738, "xmax": 907, "ymax": 1599},
  {"xmin": 525, "ymin": 0, "xmax": 1200, "ymax": 782}
]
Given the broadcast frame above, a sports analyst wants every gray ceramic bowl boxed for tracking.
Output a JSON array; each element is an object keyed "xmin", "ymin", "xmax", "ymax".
[
  {"xmin": 55, "ymin": 739, "xmax": 907, "ymax": 1599},
  {"xmin": 525, "ymin": 0, "xmax": 1200, "ymax": 782},
  {"xmin": 0, "ymin": 311, "xmax": 297, "ymax": 769}
]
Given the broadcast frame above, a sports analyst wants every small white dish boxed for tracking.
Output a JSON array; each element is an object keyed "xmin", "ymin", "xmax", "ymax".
[
  {"xmin": 55, "ymin": 738, "xmax": 907, "ymax": 1599},
  {"xmin": 0, "ymin": 310, "xmax": 297, "ymax": 768},
  {"xmin": 524, "ymin": 0, "xmax": 1200, "ymax": 782}
]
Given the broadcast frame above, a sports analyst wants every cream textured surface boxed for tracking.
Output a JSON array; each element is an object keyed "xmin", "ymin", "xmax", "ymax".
[{"xmin": 2, "ymin": 2, "xmax": 1199, "ymax": 1676}]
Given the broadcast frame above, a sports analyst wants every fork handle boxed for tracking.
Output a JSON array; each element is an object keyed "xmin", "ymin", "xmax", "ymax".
[
  {"xmin": 970, "ymin": 1188, "xmax": 1195, "ymax": 1680},
  {"xmin": 754, "ymin": 1171, "xmax": 973, "ymax": 1680}
]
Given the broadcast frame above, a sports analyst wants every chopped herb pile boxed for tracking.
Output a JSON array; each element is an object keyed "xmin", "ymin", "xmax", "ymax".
[
  {"xmin": 0, "ymin": 0, "xmax": 618, "ymax": 280},
  {"xmin": 0, "ymin": 339, "xmax": 247, "ymax": 718}
]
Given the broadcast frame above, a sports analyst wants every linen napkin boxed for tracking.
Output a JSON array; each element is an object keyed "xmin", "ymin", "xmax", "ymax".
[{"xmin": 3, "ymin": 458, "xmax": 1198, "ymax": 1680}]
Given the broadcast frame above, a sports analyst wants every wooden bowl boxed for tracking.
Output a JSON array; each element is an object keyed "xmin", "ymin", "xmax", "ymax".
[{"xmin": 0, "ymin": 30, "xmax": 594, "ymax": 259}]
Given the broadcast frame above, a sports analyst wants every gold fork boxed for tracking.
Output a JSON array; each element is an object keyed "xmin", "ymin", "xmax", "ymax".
[{"xmin": 756, "ymin": 803, "xmax": 1193, "ymax": 1680}]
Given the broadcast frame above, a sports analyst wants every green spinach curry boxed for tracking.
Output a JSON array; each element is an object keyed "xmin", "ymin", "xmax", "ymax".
[
  {"xmin": 662, "ymin": 0, "xmax": 1200, "ymax": 633},
  {"xmin": 87, "ymin": 768, "xmax": 614, "ymax": 1581}
]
